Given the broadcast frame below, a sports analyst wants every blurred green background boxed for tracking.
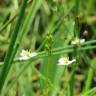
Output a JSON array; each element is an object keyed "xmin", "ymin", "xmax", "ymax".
[{"xmin": 0, "ymin": 0, "xmax": 96, "ymax": 96}]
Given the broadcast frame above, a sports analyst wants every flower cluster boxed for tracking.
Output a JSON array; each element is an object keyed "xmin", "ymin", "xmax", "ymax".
[
  {"xmin": 20, "ymin": 49, "xmax": 37, "ymax": 60},
  {"xmin": 57, "ymin": 38, "xmax": 85, "ymax": 66}
]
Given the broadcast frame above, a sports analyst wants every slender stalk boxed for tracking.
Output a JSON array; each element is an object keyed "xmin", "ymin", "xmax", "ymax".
[
  {"xmin": 82, "ymin": 56, "xmax": 94, "ymax": 96},
  {"xmin": 7, "ymin": 0, "xmax": 42, "ymax": 72},
  {"xmin": 0, "ymin": 42, "xmax": 96, "ymax": 66},
  {"xmin": 84, "ymin": 67, "xmax": 94, "ymax": 94},
  {"xmin": 0, "ymin": 14, "xmax": 17, "ymax": 33},
  {"xmin": 0, "ymin": 0, "xmax": 28, "ymax": 91},
  {"xmin": 81, "ymin": 87, "xmax": 96, "ymax": 96}
]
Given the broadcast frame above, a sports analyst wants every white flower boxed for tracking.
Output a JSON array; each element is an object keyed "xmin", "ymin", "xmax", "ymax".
[
  {"xmin": 71, "ymin": 38, "xmax": 85, "ymax": 45},
  {"xmin": 19, "ymin": 49, "xmax": 37, "ymax": 60},
  {"xmin": 57, "ymin": 57, "xmax": 76, "ymax": 65}
]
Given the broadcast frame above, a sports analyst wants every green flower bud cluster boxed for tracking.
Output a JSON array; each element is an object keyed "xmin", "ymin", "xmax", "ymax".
[{"xmin": 45, "ymin": 32, "xmax": 54, "ymax": 55}]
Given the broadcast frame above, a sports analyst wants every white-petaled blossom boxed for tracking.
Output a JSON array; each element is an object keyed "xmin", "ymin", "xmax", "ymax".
[
  {"xmin": 57, "ymin": 57, "xmax": 76, "ymax": 65},
  {"xmin": 71, "ymin": 38, "xmax": 85, "ymax": 45},
  {"xmin": 20, "ymin": 49, "xmax": 37, "ymax": 60}
]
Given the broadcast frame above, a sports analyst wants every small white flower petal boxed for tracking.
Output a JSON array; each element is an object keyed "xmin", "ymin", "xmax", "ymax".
[
  {"xmin": 68, "ymin": 59, "xmax": 76, "ymax": 65},
  {"xmin": 71, "ymin": 41, "xmax": 77, "ymax": 44},
  {"xmin": 30, "ymin": 52, "xmax": 38, "ymax": 57},
  {"xmin": 58, "ymin": 58, "xmax": 66, "ymax": 64},
  {"xmin": 57, "ymin": 63, "xmax": 68, "ymax": 65},
  {"xmin": 20, "ymin": 52, "xmax": 24, "ymax": 57},
  {"xmin": 58, "ymin": 57, "xmax": 68, "ymax": 65},
  {"xmin": 20, "ymin": 49, "xmax": 26, "ymax": 56},
  {"xmin": 71, "ymin": 38, "xmax": 85, "ymax": 45},
  {"xmin": 22, "ymin": 49, "xmax": 26, "ymax": 53},
  {"xmin": 80, "ymin": 39, "xmax": 85, "ymax": 44},
  {"xmin": 19, "ymin": 56, "xmax": 29, "ymax": 60}
]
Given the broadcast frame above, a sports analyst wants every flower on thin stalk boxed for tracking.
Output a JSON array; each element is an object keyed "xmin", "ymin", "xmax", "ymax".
[
  {"xmin": 71, "ymin": 38, "xmax": 85, "ymax": 45},
  {"xmin": 19, "ymin": 49, "xmax": 37, "ymax": 60},
  {"xmin": 57, "ymin": 57, "xmax": 76, "ymax": 65}
]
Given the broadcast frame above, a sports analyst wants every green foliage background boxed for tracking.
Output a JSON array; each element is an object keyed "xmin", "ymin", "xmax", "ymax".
[{"xmin": 0, "ymin": 0, "xmax": 96, "ymax": 96}]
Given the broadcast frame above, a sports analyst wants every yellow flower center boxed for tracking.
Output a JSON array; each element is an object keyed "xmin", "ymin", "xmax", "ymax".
[
  {"xmin": 25, "ymin": 51, "xmax": 30, "ymax": 57},
  {"xmin": 75, "ymin": 38, "xmax": 80, "ymax": 44},
  {"xmin": 64, "ymin": 57, "xmax": 69, "ymax": 64}
]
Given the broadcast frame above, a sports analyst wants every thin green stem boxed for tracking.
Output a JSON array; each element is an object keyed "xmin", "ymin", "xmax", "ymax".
[
  {"xmin": 0, "ymin": 42, "xmax": 96, "ymax": 66},
  {"xmin": 0, "ymin": 14, "xmax": 17, "ymax": 33},
  {"xmin": 84, "ymin": 68, "xmax": 94, "ymax": 93},
  {"xmin": 0, "ymin": 0, "xmax": 28, "ymax": 91}
]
